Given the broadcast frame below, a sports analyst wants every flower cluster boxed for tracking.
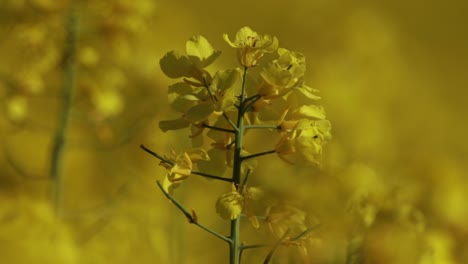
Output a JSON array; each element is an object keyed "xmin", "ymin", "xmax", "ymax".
[
  {"xmin": 152, "ymin": 27, "xmax": 332, "ymax": 261},
  {"xmin": 159, "ymin": 26, "xmax": 331, "ymax": 169}
]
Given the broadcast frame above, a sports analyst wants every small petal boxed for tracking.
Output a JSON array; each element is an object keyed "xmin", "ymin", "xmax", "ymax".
[
  {"xmin": 216, "ymin": 191, "xmax": 244, "ymax": 220},
  {"xmin": 186, "ymin": 35, "xmax": 216, "ymax": 60}
]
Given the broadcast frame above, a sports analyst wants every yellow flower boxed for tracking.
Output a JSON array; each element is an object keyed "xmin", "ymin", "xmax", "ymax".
[
  {"xmin": 161, "ymin": 149, "xmax": 210, "ymax": 194},
  {"xmin": 216, "ymin": 188, "xmax": 244, "ymax": 220},
  {"xmin": 223, "ymin": 27, "xmax": 278, "ymax": 67},
  {"xmin": 258, "ymin": 48, "xmax": 306, "ymax": 99},
  {"xmin": 275, "ymin": 119, "xmax": 332, "ymax": 165},
  {"xmin": 160, "ymin": 35, "xmax": 221, "ymax": 84}
]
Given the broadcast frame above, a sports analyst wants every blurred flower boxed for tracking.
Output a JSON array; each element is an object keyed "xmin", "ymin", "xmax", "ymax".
[
  {"xmin": 242, "ymin": 186, "xmax": 264, "ymax": 229},
  {"xmin": 5, "ymin": 95, "xmax": 28, "ymax": 123},
  {"xmin": 91, "ymin": 88, "xmax": 125, "ymax": 119},
  {"xmin": 0, "ymin": 195, "xmax": 77, "ymax": 264},
  {"xmin": 223, "ymin": 26, "xmax": 278, "ymax": 67},
  {"xmin": 265, "ymin": 204, "xmax": 307, "ymax": 238}
]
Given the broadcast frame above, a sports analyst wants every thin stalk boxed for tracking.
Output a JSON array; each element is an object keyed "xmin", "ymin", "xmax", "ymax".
[
  {"xmin": 50, "ymin": 3, "xmax": 78, "ymax": 216},
  {"xmin": 140, "ymin": 144, "xmax": 232, "ymax": 182},
  {"xmin": 202, "ymin": 80, "xmax": 238, "ymax": 131},
  {"xmin": 242, "ymin": 94, "xmax": 262, "ymax": 114},
  {"xmin": 241, "ymin": 150, "xmax": 276, "ymax": 161},
  {"xmin": 223, "ymin": 112, "xmax": 238, "ymax": 131},
  {"xmin": 156, "ymin": 181, "xmax": 231, "ymax": 243},
  {"xmin": 230, "ymin": 66, "xmax": 248, "ymax": 264},
  {"xmin": 192, "ymin": 171, "xmax": 233, "ymax": 183},
  {"xmin": 202, "ymin": 123, "xmax": 236, "ymax": 133},
  {"xmin": 140, "ymin": 144, "xmax": 169, "ymax": 163}
]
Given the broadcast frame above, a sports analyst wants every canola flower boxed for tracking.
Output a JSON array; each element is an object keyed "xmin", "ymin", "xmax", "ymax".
[{"xmin": 142, "ymin": 26, "xmax": 331, "ymax": 264}]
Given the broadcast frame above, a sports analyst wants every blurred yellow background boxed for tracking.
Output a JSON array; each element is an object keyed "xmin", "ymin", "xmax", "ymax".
[{"xmin": 0, "ymin": 0, "xmax": 467, "ymax": 263}]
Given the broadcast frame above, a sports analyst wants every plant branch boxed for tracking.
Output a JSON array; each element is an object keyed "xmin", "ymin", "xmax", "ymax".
[
  {"xmin": 245, "ymin": 94, "xmax": 261, "ymax": 103},
  {"xmin": 156, "ymin": 181, "xmax": 231, "ymax": 243},
  {"xmin": 192, "ymin": 171, "xmax": 233, "ymax": 183},
  {"xmin": 202, "ymin": 123, "xmax": 235, "ymax": 133},
  {"xmin": 222, "ymin": 112, "xmax": 238, "ymax": 131},
  {"xmin": 290, "ymin": 224, "xmax": 321, "ymax": 241},
  {"xmin": 240, "ymin": 224, "xmax": 320, "ymax": 252},
  {"xmin": 241, "ymin": 150, "xmax": 276, "ymax": 161},
  {"xmin": 140, "ymin": 144, "xmax": 173, "ymax": 165},
  {"xmin": 140, "ymin": 144, "xmax": 232, "ymax": 182},
  {"xmin": 243, "ymin": 94, "xmax": 262, "ymax": 114}
]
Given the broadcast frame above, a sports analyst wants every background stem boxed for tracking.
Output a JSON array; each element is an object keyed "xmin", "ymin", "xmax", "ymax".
[{"xmin": 50, "ymin": 2, "xmax": 78, "ymax": 216}]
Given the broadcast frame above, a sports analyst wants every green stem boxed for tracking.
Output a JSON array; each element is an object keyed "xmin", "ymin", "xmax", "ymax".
[
  {"xmin": 50, "ymin": 3, "xmax": 78, "ymax": 216},
  {"xmin": 230, "ymin": 66, "xmax": 248, "ymax": 264}
]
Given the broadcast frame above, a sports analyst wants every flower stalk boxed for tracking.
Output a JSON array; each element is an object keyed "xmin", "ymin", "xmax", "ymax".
[{"xmin": 229, "ymin": 66, "xmax": 248, "ymax": 264}]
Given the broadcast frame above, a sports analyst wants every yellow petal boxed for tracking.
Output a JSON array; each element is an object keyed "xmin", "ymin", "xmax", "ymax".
[
  {"xmin": 160, "ymin": 51, "xmax": 194, "ymax": 79},
  {"xmin": 197, "ymin": 148, "xmax": 228, "ymax": 177},
  {"xmin": 293, "ymin": 105, "xmax": 326, "ymax": 120},
  {"xmin": 215, "ymin": 191, "xmax": 243, "ymax": 220},
  {"xmin": 184, "ymin": 102, "xmax": 214, "ymax": 123},
  {"xmin": 186, "ymin": 35, "xmax": 215, "ymax": 60}
]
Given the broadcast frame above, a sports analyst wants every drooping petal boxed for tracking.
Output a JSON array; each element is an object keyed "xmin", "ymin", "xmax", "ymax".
[
  {"xmin": 160, "ymin": 50, "xmax": 195, "ymax": 79},
  {"xmin": 184, "ymin": 102, "xmax": 215, "ymax": 123}
]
